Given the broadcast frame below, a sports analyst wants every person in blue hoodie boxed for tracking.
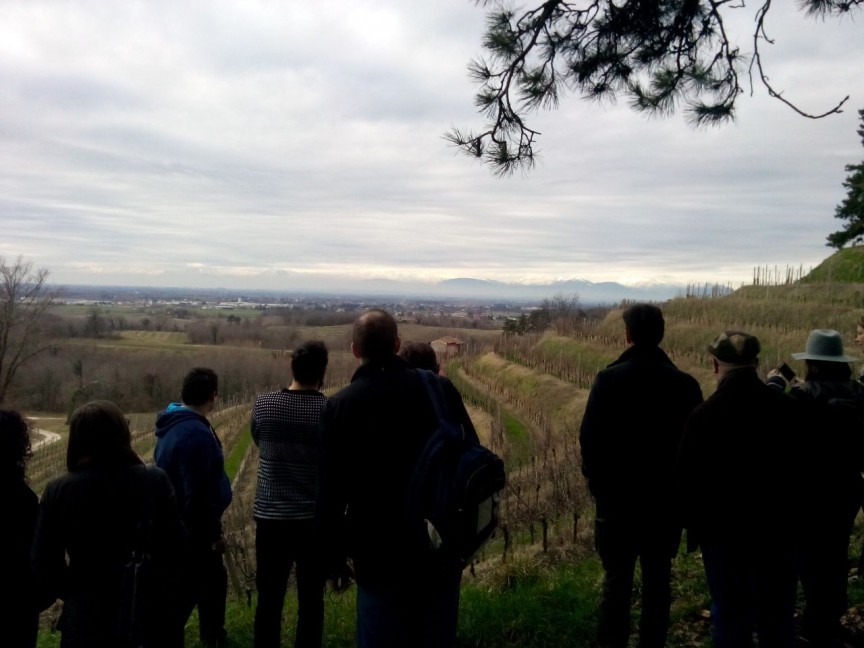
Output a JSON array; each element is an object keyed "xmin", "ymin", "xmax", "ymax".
[{"xmin": 155, "ymin": 367, "xmax": 232, "ymax": 648}]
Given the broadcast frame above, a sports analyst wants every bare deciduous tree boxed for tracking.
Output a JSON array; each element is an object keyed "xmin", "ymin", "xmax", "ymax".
[{"xmin": 0, "ymin": 257, "xmax": 58, "ymax": 404}]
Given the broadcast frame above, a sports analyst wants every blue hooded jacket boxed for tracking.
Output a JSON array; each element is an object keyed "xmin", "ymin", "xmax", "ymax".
[{"xmin": 154, "ymin": 403, "xmax": 232, "ymax": 545}]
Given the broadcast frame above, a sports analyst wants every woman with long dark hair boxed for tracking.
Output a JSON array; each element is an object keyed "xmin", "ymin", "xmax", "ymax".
[
  {"xmin": 0, "ymin": 409, "xmax": 42, "ymax": 647},
  {"xmin": 33, "ymin": 400, "xmax": 185, "ymax": 648}
]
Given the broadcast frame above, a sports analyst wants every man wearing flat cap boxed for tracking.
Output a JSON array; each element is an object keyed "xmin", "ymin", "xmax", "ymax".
[{"xmin": 677, "ymin": 331, "xmax": 805, "ymax": 648}]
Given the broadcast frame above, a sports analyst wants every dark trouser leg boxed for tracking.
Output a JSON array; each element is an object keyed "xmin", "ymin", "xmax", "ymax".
[
  {"xmin": 801, "ymin": 526, "xmax": 853, "ymax": 644},
  {"xmin": 197, "ymin": 548, "xmax": 228, "ymax": 645},
  {"xmin": 356, "ymin": 571, "xmax": 461, "ymax": 648},
  {"xmin": 595, "ymin": 518, "xmax": 638, "ymax": 648},
  {"xmin": 159, "ymin": 567, "xmax": 198, "ymax": 648},
  {"xmin": 753, "ymin": 547, "xmax": 797, "ymax": 648},
  {"xmin": 637, "ymin": 542, "xmax": 673, "ymax": 648},
  {"xmin": 412, "ymin": 571, "xmax": 461, "ymax": 648},
  {"xmin": 701, "ymin": 543, "xmax": 754, "ymax": 648},
  {"xmin": 254, "ymin": 519, "xmax": 296, "ymax": 648},
  {"xmin": 294, "ymin": 521, "xmax": 325, "ymax": 648},
  {"xmin": 356, "ymin": 583, "xmax": 405, "ymax": 648}
]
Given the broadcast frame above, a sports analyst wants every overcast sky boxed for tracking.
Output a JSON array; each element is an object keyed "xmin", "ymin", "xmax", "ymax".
[{"xmin": 1, "ymin": 1, "xmax": 862, "ymax": 292}]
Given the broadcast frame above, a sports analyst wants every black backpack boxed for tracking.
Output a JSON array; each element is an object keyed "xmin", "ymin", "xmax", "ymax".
[{"xmin": 406, "ymin": 370, "xmax": 506, "ymax": 569}]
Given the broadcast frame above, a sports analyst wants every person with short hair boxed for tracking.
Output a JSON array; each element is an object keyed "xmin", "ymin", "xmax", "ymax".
[
  {"xmin": 678, "ymin": 332, "xmax": 805, "ymax": 648},
  {"xmin": 155, "ymin": 367, "xmax": 232, "ymax": 648},
  {"xmin": 33, "ymin": 401, "xmax": 184, "ymax": 648},
  {"xmin": 0, "ymin": 409, "xmax": 42, "ymax": 648},
  {"xmin": 767, "ymin": 329, "xmax": 864, "ymax": 646},
  {"xmin": 580, "ymin": 303, "xmax": 703, "ymax": 648},
  {"xmin": 398, "ymin": 341, "xmax": 440, "ymax": 374},
  {"xmin": 322, "ymin": 309, "xmax": 478, "ymax": 648},
  {"xmin": 252, "ymin": 341, "xmax": 329, "ymax": 648}
]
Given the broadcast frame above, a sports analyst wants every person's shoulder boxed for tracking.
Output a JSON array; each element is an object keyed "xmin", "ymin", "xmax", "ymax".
[
  {"xmin": 8, "ymin": 479, "xmax": 39, "ymax": 507},
  {"xmin": 138, "ymin": 463, "xmax": 176, "ymax": 492},
  {"xmin": 41, "ymin": 471, "xmax": 78, "ymax": 499},
  {"xmin": 167, "ymin": 416, "xmax": 213, "ymax": 453},
  {"xmin": 327, "ymin": 379, "xmax": 364, "ymax": 405},
  {"xmin": 255, "ymin": 389, "xmax": 286, "ymax": 402},
  {"xmin": 672, "ymin": 366, "xmax": 702, "ymax": 391},
  {"xmin": 158, "ymin": 405, "xmax": 206, "ymax": 430},
  {"xmin": 253, "ymin": 390, "xmax": 284, "ymax": 411}
]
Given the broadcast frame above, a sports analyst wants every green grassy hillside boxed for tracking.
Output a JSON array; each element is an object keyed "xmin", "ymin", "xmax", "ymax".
[{"xmin": 801, "ymin": 246, "xmax": 864, "ymax": 284}]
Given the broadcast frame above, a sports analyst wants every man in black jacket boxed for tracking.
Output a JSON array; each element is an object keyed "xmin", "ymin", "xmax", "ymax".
[
  {"xmin": 322, "ymin": 309, "xmax": 477, "ymax": 648},
  {"xmin": 580, "ymin": 304, "xmax": 703, "ymax": 648},
  {"xmin": 678, "ymin": 331, "xmax": 804, "ymax": 648}
]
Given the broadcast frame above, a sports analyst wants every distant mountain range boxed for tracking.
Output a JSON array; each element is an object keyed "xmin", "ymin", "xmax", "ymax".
[
  {"xmin": 421, "ymin": 278, "xmax": 690, "ymax": 304},
  {"xmin": 55, "ymin": 276, "xmax": 698, "ymax": 305}
]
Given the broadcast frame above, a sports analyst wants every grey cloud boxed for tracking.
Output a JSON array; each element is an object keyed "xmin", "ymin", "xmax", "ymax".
[{"xmin": 0, "ymin": 0, "xmax": 861, "ymax": 290}]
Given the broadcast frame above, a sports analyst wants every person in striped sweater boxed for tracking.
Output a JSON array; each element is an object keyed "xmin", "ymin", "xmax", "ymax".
[{"xmin": 251, "ymin": 340, "xmax": 329, "ymax": 648}]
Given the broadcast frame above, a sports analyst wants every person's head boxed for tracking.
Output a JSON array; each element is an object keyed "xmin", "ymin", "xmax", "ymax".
[
  {"xmin": 0, "ymin": 409, "xmax": 32, "ymax": 482},
  {"xmin": 622, "ymin": 304, "xmax": 665, "ymax": 347},
  {"xmin": 66, "ymin": 400, "xmax": 142, "ymax": 471},
  {"xmin": 399, "ymin": 342, "xmax": 440, "ymax": 373},
  {"xmin": 856, "ymin": 317, "xmax": 864, "ymax": 347},
  {"xmin": 352, "ymin": 309, "xmax": 400, "ymax": 361},
  {"xmin": 291, "ymin": 340, "xmax": 329, "ymax": 388},
  {"xmin": 181, "ymin": 367, "xmax": 219, "ymax": 408},
  {"xmin": 707, "ymin": 330, "xmax": 761, "ymax": 376},
  {"xmin": 791, "ymin": 329, "xmax": 856, "ymax": 382}
]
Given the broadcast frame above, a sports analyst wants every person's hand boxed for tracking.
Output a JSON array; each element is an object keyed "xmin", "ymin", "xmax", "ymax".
[
  {"xmin": 328, "ymin": 558, "xmax": 354, "ymax": 593},
  {"xmin": 767, "ymin": 368, "xmax": 783, "ymax": 381},
  {"xmin": 211, "ymin": 537, "xmax": 227, "ymax": 554}
]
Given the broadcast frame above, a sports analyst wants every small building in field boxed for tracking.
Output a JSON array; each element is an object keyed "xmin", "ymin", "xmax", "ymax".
[{"xmin": 431, "ymin": 336, "xmax": 464, "ymax": 356}]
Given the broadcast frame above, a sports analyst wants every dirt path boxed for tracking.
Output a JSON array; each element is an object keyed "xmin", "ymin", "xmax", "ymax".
[
  {"xmin": 28, "ymin": 417, "xmax": 65, "ymax": 449},
  {"xmin": 32, "ymin": 428, "xmax": 61, "ymax": 448}
]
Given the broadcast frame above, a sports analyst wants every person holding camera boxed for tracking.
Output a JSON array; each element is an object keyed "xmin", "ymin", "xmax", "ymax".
[{"xmin": 767, "ymin": 329, "xmax": 864, "ymax": 646}]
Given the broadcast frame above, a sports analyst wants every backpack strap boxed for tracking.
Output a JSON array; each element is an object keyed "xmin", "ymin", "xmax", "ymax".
[
  {"xmin": 417, "ymin": 369, "xmax": 464, "ymax": 440},
  {"xmin": 418, "ymin": 369, "xmax": 448, "ymax": 420}
]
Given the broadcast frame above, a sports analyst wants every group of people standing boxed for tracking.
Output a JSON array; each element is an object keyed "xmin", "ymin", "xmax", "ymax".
[
  {"xmin": 4, "ymin": 367, "xmax": 233, "ymax": 648},
  {"xmin": 582, "ymin": 304, "xmax": 864, "ymax": 648},
  {"xmin": 248, "ymin": 311, "xmax": 476, "ymax": 648},
  {"xmin": 7, "ymin": 303, "xmax": 864, "ymax": 648},
  {"xmin": 2, "ymin": 308, "xmax": 477, "ymax": 648}
]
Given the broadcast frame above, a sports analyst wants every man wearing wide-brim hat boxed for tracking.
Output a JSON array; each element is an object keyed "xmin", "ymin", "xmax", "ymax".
[{"xmin": 768, "ymin": 328, "xmax": 864, "ymax": 647}]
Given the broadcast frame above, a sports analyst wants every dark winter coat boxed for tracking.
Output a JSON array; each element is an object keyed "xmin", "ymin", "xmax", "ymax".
[
  {"xmin": 321, "ymin": 354, "xmax": 477, "ymax": 586},
  {"xmin": 32, "ymin": 463, "xmax": 185, "ymax": 647},
  {"xmin": 783, "ymin": 378, "xmax": 864, "ymax": 527},
  {"xmin": 154, "ymin": 404, "xmax": 232, "ymax": 546},
  {"xmin": 677, "ymin": 367, "xmax": 807, "ymax": 548},
  {"xmin": 579, "ymin": 344, "xmax": 703, "ymax": 522},
  {"xmin": 2, "ymin": 477, "xmax": 42, "ymax": 647}
]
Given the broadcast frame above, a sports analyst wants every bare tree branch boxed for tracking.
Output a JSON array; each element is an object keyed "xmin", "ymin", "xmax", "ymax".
[{"xmin": 451, "ymin": 0, "xmax": 861, "ymax": 174}]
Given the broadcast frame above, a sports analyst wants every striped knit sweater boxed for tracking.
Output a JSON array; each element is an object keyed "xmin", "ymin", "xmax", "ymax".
[{"xmin": 251, "ymin": 388, "xmax": 327, "ymax": 521}]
